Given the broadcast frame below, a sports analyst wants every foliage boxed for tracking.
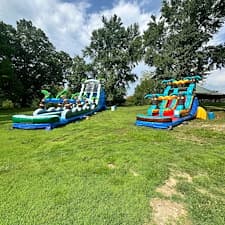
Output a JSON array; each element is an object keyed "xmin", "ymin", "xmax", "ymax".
[
  {"xmin": 0, "ymin": 22, "xmax": 18, "ymax": 102},
  {"xmin": 84, "ymin": 15, "xmax": 142, "ymax": 105},
  {"xmin": 0, "ymin": 22, "xmax": 16, "ymax": 58},
  {"xmin": 69, "ymin": 56, "xmax": 90, "ymax": 93},
  {"xmin": 133, "ymin": 71, "xmax": 161, "ymax": 105},
  {"xmin": 13, "ymin": 19, "xmax": 72, "ymax": 106},
  {"xmin": 143, "ymin": 0, "xmax": 225, "ymax": 80},
  {"xmin": 0, "ymin": 19, "xmax": 72, "ymax": 107},
  {"xmin": 124, "ymin": 95, "xmax": 135, "ymax": 106},
  {"xmin": 31, "ymin": 98, "xmax": 41, "ymax": 109},
  {"xmin": 0, "ymin": 107, "xmax": 225, "ymax": 224},
  {"xmin": 1, "ymin": 99, "xmax": 14, "ymax": 109}
]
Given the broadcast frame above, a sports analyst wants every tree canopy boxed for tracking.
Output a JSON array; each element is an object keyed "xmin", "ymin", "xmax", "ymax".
[
  {"xmin": 0, "ymin": 22, "xmax": 17, "ymax": 102},
  {"xmin": 0, "ymin": 19, "xmax": 72, "ymax": 106},
  {"xmin": 133, "ymin": 71, "xmax": 162, "ymax": 105},
  {"xmin": 68, "ymin": 56, "xmax": 91, "ymax": 93},
  {"xmin": 84, "ymin": 15, "xmax": 142, "ymax": 105},
  {"xmin": 143, "ymin": 0, "xmax": 225, "ymax": 80}
]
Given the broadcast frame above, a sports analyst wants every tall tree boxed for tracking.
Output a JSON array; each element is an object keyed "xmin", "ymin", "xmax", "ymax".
[
  {"xmin": 0, "ymin": 21, "xmax": 19, "ymax": 102},
  {"xmin": 84, "ymin": 15, "xmax": 142, "ymax": 105},
  {"xmin": 144, "ymin": 0, "xmax": 225, "ymax": 80},
  {"xmin": 13, "ymin": 19, "xmax": 72, "ymax": 106},
  {"xmin": 69, "ymin": 56, "xmax": 90, "ymax": 93},
  {"xmin": 37, "ymin": 50, "xmax": 73, "ymax": 99}
]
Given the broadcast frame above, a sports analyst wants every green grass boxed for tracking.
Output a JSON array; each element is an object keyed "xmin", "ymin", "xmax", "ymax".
[{"xmin": 0, "ymin": 106, "xmax": 225, "ymax": 225}]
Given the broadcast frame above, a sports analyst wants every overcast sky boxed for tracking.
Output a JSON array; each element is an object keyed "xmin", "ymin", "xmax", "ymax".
[{"xmin": 0, "ymin": 0, "xmax": 225, "ymax": 94}]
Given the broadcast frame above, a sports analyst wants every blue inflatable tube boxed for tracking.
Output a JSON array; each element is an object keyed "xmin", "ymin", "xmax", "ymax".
[{"xmin": 44, "ymin": 98, "xmax": 76, "ymax": 104}]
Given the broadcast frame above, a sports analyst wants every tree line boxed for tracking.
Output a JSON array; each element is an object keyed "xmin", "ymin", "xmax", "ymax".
[
  {"xmin": 0, "ymin": 19, "xmax": 72, "ymax": 107},
  {"xmin": 1, "ymin": 0, "xmax": 225, "ymax": 107}
]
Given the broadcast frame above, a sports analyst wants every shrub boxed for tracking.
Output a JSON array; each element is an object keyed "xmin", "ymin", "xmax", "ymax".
[
  {"xmin": 2, "ymin": 99, "xmax": 14, "ymax": 109},
  {"xmin": 124, "ymin": 96, "xmax": 135, "ymax": 106},
  {"xmin": 31, "ymin": 98, "xmax": 41, "ymax": 109}
]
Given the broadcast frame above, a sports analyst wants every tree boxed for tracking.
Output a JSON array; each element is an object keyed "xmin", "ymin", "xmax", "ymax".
[
  {"xmin": 0, "ymin": 21, "xmax": 18, "ymax": 102},
  {"xmin": 143, "ymin": 0, "xmax": 225, "ymax": 80},
  {"xmin": 84, "ymin": 15, "xmax": 142, "ymax": 105},
  {"xmin": 39, "ymin": 50, "xmax": 73, "ymax": 98},
  {"xmin": 133, "ymin": 71, "xmax": 161, "ymax": 105},
  {"xmin": 13, "ymin": 19, "xmax": 72, "ymax": 106},
  {"xmin": 0, "ymin": 19, "xmax": 73, "ymax": 107},
  {"xmin": 69, "ymin": 56, "xmax": 90, "ymax": 93}
]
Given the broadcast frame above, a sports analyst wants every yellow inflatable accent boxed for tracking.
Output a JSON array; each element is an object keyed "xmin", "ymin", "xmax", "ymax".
[
  {"xmin": 172, "ymin": 81, "xmax": 179, "ymax": 86},
  {"xmin": 158, "ymin": 95, "xmax": 177, "ymax": 100},
  {"xmin": 168, "ymin": 95, "xmax": 177, "ymax": 100},
  {"xmin": 172, "ymin": 80, "xmax": 187, "ymax": 86},
  {"xmin": 196, "ymin": 106, "xmax": 208, "ymax": 120},
  {"xmin": 177, "ymin": 80, "xmax": 185, "ymax": 85},
  {"xmin": 158, "ymin": 96, "xmax": 165, "ymax": 100},
  {"xmin": 173, "ymin": 79, "xmax": 191, "ymax": 85},
  {"xmin": 183, "ymin": 80, "xmax": 191, "ymax": 84}
]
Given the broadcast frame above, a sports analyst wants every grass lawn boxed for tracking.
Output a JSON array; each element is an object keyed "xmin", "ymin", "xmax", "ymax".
[{"xmin": 0, "ymin": 106, "xmax": 225, "ymax": 225}]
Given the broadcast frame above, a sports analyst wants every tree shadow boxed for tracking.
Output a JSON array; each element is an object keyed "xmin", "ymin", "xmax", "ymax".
[{"xmin": 0, "ymin": 109, "xmax": 32, "ymax": 125}]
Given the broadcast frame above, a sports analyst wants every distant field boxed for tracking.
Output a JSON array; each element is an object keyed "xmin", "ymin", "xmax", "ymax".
[{"xmin": 0, "ymin": 106, "xmax": 225, "ymax": 225}]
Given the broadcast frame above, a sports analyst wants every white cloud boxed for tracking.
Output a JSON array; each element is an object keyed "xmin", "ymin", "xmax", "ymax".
[
  {"xmin": 208, "ymin": 24, "xmax": 225, "ymax": 46},
  {"xmin": 88, "ymin": 0, "xmax": 152, "ymax": 33},
  {"xmin": 105, "ymin": 1, "xmax": 150, "ymax": 31},
  {"xmin": 32, "ymin": 1, "xmax": 90, "ymax": 56},
  {"xmin": 0, "ymin": 0, "xmax": 90, "ymax": 56},
  {"xmin": 0, "ymin": 0, "xmax": 153, "ymax": 56},
  {"xmin": 204, "ymin": 68, "xmax": 225, "ymax": 93},
  {"xmin": 83, "ymin": 0, "xmax": 154, "ymax": 51}
]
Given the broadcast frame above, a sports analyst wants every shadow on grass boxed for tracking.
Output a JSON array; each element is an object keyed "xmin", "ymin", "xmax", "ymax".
[
  {"xmin": 204, "ymin": 105, "xmax": 225, "ymax": 111},
  {"xmin": 202, "ymin": 102, "xmax": 225, "ymax": 111},
  {"xmin": 0, "ymin": 108, "xmax": 32, "ymax": 125},
  {"xmin": 0, "ymin": 114, "xmax": 12, "ymax": 125}
]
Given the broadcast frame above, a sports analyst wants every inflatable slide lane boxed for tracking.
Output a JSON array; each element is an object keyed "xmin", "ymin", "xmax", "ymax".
[
  {"xmin": 136, "ymin": 76, "xmax": 201, "ymax": 129},
  {"xmin": 12, "ymin": 79, "xmax": 106, "ymax": 130}
]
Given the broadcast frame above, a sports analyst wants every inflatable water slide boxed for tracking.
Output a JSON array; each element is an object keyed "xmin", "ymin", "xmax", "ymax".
[
  {"xmin": 12, "ymin": 79, "xmax": 106, "ymax": 130},
  {"xmin": 135, "ymin": 76, "xmax": 202, "ymax": 129}
]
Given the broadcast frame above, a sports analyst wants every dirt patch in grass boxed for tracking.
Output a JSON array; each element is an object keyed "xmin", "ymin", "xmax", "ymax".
[
  {"xmin": 173, "ymin": 132, "xmax": 210, "ymax": 145},
  {"xmin": 150, "ymin": 198, "xmax": 190, "ymax": 225},
  {"xmin": 149, "ymin": 171, "xmax": 193, "ymax": 224},
  {"xmin": 197, "ymin": 124, "xmax": 225, "ymax": 132},
  {"xmin": 188, "ymin": 121, "xmax": 225, "ymax": 133},
  {"xmin": 156, "ymin": 177, "xmax": 180, "ymax": 197},
  {"xmin": 156, "ymin": 171, "xmax": 192, "ymax": 197},
  {"xmin": 173, "ymin": 171, "xmax": 193, "ymax": 183}
]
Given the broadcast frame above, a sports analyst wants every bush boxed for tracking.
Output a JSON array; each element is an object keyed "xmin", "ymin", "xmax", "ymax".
[
  {"xmin": 2, "ymin": 99, "xmax": 14, "ymax": 109},
  {"xmin": 124, "ymin": 96, "xmax": 135, "ymax": 106},
  {"xmin": 31, "ymin": 98, "xmax": 41, "ymax": 109}
]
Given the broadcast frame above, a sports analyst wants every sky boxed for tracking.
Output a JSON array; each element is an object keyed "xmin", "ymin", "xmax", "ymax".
[{"xmin": 0, "ymin": 0, "xmax": 225, "ymax": 95}]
